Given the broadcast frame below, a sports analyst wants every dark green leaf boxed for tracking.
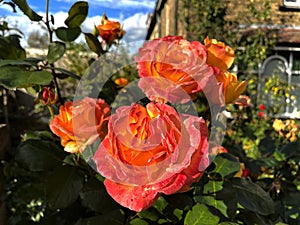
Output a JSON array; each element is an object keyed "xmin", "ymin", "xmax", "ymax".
[
  {"xmin": 203, "ymin": 180, "xmax": 223, "ymax": 194},
  {"xmin": 198, "ymin": 196, "xmax": 228, "ymax": 217},
  {"xmin": 152, "ymin": 196, "xmax": 168, "ymax": 213},
  {"xmin": 47, "ymin": 41, "xmax": 66, "ymax": 64},
  {"xmin": 84, "ymin": 32, "xmax": 104, "ymax": 56},
  {"xmin": 129, "ymin": 218, "xmax": 149, "ymax": 225},
  {"xmin": 55, "ymin": 26, "xmax": 81, "ymax": 42},
  {"xmin": 218, "ymin": 222, "xmax": 239, "ymax": 225},
  {"xmin": 15, "ymin": 139, "xmax": 65, "ymax": 171},
  {"xmin": 232, "ymin": 178, "xmax": 274, "ymax": 215},
  {"xmin": 0, "ymin": 59, "xmax": 33, "ymax": 67},
  {"xmin": 11, "ymin": 0, "xmax": 42, "ymax": 21},
  {"xmin": 163, "ymin": 205, "xmax": 183, "ymax": 222},
  {"xmin": 46, "ymin": 165, "xmax": 84, "ymax": 209},
  {"xmin": 0, "ymin": 36, "xmax": 26, "ymax": 60},
  {"xmin": 236, "ymin": 209, "xmax": 267, "ymax": 225},
  {"xmin": 0, "ymin": 66, "xmax": 53, "ymax": 88},
  {"xmin": 164, "ymin": 193, "xmax": 193, "ymax": 210},
  {"xmin": 65, "ymin": 1, "xmax": 88, "ymax": 28},
  {"xmin": 216, "ymin": 181, "xmax": 238, "ymax": 219},
  {"xmin": 279, "ymin": 141, "xmax": 299, "ymax": 159},
  {"xmin": 53, "ymin": 67, "xmax": 81, "ymax": 79},
  {"xmin": 138, "ymin": 207, "xmax": 161, "ymax": 221},
  {"xmin": 75, "ymin": 209, "xmax": 124, "ymax": 225},
  {"xmin": 79, "ymin": 177, "xmax": 119, "ymax": 213},
  {"xmin": 184, "ymin": 204, "xmax": 219, "ymax": 225},
  {"xmin": 212, "ymin": 154, "xmax": 240, "ymax": 178}
]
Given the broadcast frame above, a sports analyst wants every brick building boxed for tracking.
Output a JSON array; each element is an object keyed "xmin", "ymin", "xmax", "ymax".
[{"xmin": 145, "ymin": 0, "xmax": 300, "ymax": 118}]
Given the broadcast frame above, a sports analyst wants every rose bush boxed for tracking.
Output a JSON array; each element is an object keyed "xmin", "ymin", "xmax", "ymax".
[
  {"xmin": 4, "ymin": 1, "xmax": 295, "ymax": 224},
  {"xmin": 93, "ymin": 102, "xmax": 209, "ymax": 211}
]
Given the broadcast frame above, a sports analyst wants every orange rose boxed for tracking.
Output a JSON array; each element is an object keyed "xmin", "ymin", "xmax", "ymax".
[
  {"xmin": 94, "ymin": 102, "xmax": 209, "ymax": 211},
  {"xmin": 204, "ymin": 36, "xmax": 235, "ymax": 71},
  {"xmin": 97, "ymin": 14, "xmax": 125, "ymax": 45},
  {"xmin": 216, "ymin": 71, "xmax": 247, "ymax": 104},
  {"xmin": 50, "ymin": 97, "xmax": 110, "ymax": 153},
  {"xmin": 136, "ymin": 36, "xmax": 213, "ymax": 101}
]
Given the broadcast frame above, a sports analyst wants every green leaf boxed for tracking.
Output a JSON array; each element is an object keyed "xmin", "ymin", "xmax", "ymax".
[
  {"xmin": 55, "ymin": 27, "xmax": 81, "ymax": 42},
  {"xmin": 236, "ymin": 209, "xmax": 266, "ymax": 225},
  {"xmin": 11, "ymin": 0, "xmax": 42, "ymax": 21},
  {"xmin": 203, "ymin": 180, "xmax": 223, "ymax": 194},
  {"xmin": 279, "ymin": 141, "xmax": 299, "ymax": 159},
  {"xmin": 84, "ymin": 33, "xmax": 104, "ymax": 56},
  {"xmin": 15, "ymin": 139, "xmax": 66, "ymax": 172},
  {"xmin": 0, "ymin": 35, "xmax": 26, "ymax": 60},
  {"xmin": 65, "ymin": 1, "xmax": 88, "ymax": 28},
  {"xmin": 79, "ymin": 177, "xmax": 119, "ymax": 213},
  {"xmin": 232, "ymin": 178, "xmax": 274, "ymax": 215},
  {"xmin": 0, "ymin": 59, "xmax": 33, "ymax": 67},
  {"xmin": 152, "ymin": 196, "xmax": 168, "ymax": 213},
  {"xmin": 75, "ymin": 209, "xmax": 124, "ymax": 225},
  {"xmin": 53, "ymin": 67, "xmax": 81, "ymax": 80},
  {"xmin": 129, "ymin": 218, "xmax": 149, "ymax": 225},
  {"xmin": 184, "ymin": 204, "xmax": 219, "ymax": 225},
  {"xmin": 218, "ymin": 222, "xmax": 239, "ymax": 225},
  {"xmin": 212, "ymin": 154, "xmax": 240, "ymax": 178},
  {"xmin": 164, "ymin": 193, "xmax": 193, "ymax": 210},
  {"xmin": 0, "ymin": 66, "xmax": 53, "ymax": 88},
  {"xmin": 138, "ymin": 207, "xmax": 161, "ymax": 221},
  {"xmin": 198, "ymin": 196, "xmax": 228, "ymax": 217},
  {"xmin": 46, "ymin": 165, "xmax": 84, "ymax": 209},
  {"xmin": 47, "ymin": 41, "xmax": 66, "ymax": 64}
]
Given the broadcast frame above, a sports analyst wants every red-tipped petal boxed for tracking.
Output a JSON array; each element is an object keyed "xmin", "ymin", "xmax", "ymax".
[{"xmin": 104, "ymin": 179, "xmax": 160, "ymax": 212}]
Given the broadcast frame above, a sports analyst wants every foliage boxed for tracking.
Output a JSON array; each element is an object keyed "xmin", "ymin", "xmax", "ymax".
[{"xmin": 0, "ymin": 1, "xmax": 299, "ymax": 225}]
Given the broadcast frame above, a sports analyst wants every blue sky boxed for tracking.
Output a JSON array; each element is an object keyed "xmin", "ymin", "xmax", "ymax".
[{"xmin": 0, "ymin": 0, "xmax": 156, "ymax": 45}]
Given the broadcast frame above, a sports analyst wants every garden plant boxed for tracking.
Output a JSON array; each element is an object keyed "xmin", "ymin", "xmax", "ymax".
[{"xmin": 0, "ymin": 1, "xmax": 300, "ymax": 225}]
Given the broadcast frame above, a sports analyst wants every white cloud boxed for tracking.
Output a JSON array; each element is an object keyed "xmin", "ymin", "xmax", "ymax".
[
  {"xmin": 55, "ymin": 0, "xmax": 156, "ymax": 9},
  {"xmin": 2, "ymin": 10, "xmax": 149, "ymax": 47},
  {"xmin": 122, "ymin": 13, "xmax": 149, "ymax": 42}
]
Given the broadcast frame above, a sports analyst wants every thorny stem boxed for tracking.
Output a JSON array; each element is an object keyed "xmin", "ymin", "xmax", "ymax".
[{"xmin": 45, "ymin": 0, "xmax": 64, "ymax": 105}]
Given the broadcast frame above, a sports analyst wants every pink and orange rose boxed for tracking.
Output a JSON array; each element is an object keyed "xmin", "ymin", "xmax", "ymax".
[
  {"xmin": 50, "ymin": 97, "xmax": 110, "ymax": 153},
  {"xmin": 94, "ymin": 102, "xmax": 209, "ymax": 211},
  {"xmin": 136, "ymin": 36, "xmax": 213, "ymax": 101}
]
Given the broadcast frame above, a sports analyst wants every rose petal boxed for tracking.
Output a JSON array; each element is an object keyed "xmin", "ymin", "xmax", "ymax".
[{"xmin": 104, "ymin": 179, "xmax": 160, "ymax": 212}]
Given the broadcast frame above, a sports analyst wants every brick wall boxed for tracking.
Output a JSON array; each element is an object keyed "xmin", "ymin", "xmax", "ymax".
[{"xmin": 148, "ymin": 0, "xmax": 300, "ymax": 41}]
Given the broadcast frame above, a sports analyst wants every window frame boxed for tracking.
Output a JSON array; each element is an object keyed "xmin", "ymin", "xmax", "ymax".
[
  {"xmin": 283, "ymin": 0, "xmax": 300, "ymax": 8},
  {"xmin": 258, "ymin": 46, "xmax": 300, "ymax": 118}
]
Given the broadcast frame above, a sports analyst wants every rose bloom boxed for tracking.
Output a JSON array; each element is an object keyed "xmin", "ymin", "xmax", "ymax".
[
  {"xmin": 258, "ymin": 111, "xmax": 265, "ymax": 118},
  {"xmin": 204, "ymin": 37, "xmax": 247, "ymax": 104},
  {"xmin": 50, "ymin": 97, "xmax": 110, "ymax": 153},
  {"xmin": 97, "ymin": 15, "xmax": 125, "ymax": 45},
  {"xmin": 136, "ymin": 36, "xmax": 213, "ymax": 101},
  {"xmin": 216, "ymin": 71, "xmax": 247, "ymax": 104},
  {"xmin": 259, "ymin": 104, "xmax": 266, "ymax": 111},
  {"xmin": 94, "ymin": 102, "xmax": 209, "ymax": 211},
  {"xmin": 204, "ymin": 36, "xmax": 235, "ymax": 72}
]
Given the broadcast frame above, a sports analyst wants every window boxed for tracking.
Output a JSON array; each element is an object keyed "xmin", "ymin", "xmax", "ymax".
[
  {"xmin": 258, "ymin": 47, "xmax": 300, "ymax": 118},
  {"xmin": 283, "ymin": 0, "xmax": 300, "ymax": 8}
]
